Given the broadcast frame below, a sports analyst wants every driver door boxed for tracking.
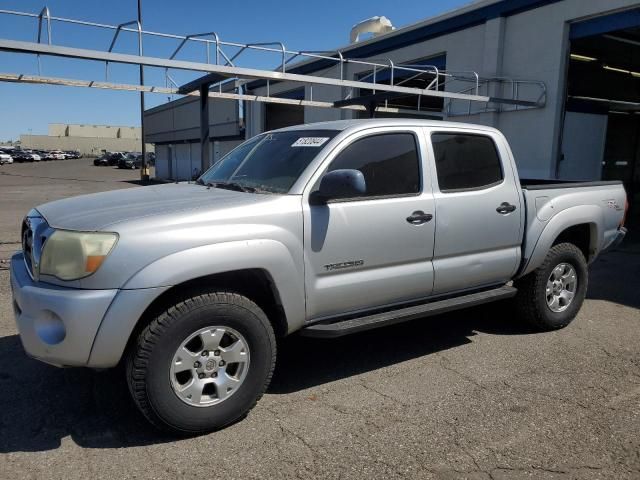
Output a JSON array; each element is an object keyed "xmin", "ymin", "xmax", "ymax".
[{"xmin": 302, "ymin": 128, "xmax": 436, "ymax": 321}]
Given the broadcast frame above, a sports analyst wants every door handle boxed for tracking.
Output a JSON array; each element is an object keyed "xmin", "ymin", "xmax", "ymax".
[
  {"xmin": 406, "ymin": 210, "xmax": 433, "ymax": 225},
  {"xmin": 496, "ymin": 202, "xmax": 517, "ymax": 214}
]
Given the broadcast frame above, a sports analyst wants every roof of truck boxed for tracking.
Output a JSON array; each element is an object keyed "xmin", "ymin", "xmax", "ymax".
[{"xmin": 274, "ymin": 118, "xmax": 501, "ymax": 134}]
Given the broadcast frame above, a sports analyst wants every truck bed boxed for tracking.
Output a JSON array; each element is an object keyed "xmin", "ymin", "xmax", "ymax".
[
  {"xmin": 519, "ymin": 179, "xmax": 627, "ymax": 277},
  {"xmin": 520, "ymin": 179, "xmax": 623, "ymax": 190}
]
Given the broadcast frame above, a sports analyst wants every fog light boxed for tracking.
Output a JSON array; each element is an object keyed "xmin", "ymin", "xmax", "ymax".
[{"xmin": 35, "ymin": 310, "xmax": 66, "ymax": 345}]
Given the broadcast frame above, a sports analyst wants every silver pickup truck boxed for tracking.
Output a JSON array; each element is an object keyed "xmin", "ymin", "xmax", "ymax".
[{"xmin": 10, "ymin": 119, "xmax": 627, "ymax": 433}]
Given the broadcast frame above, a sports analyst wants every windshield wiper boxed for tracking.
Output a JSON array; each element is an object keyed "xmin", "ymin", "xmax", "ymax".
[
  {"xmin": 204, "ymin": 181, "xmax": 277, "ymax": 194},
  {"xmin": 206, "ymin": 181, "xmax": 257, "ymax": 193}
]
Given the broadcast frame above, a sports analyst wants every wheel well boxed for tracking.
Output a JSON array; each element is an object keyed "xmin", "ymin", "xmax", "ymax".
[
  {"xmin": 552, "ymin": 223, "xmax": 593, "ymax": 261},
  {"xmin": 124, "ymin": 269, "xmax": 288, "ymax": 360}
]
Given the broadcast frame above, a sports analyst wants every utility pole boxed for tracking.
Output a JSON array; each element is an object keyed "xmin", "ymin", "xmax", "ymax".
[
  {"xmin": 137, "ymin": 0, "xmax": 149, "ymax": 182},
  {"xmin": 200, "ymin": 83, "xmax": 210, "ymax": 175}
]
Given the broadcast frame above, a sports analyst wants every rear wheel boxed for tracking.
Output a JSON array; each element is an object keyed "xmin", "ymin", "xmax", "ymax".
[
  {"xmin": 126, "ymin": 290, "xmax": 276, "ymax": 434},
  {"xmin": 514, "ymin": 242, "xmax": 588, "ymax": 330}
]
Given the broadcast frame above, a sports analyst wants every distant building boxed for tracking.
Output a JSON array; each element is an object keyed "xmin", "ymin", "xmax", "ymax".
[
  {"xmin": 144, "ymin": 86, "xmax": 244, "ymax": 181},
  {"xmin": 21, "ymin": 123, "xmax": 154, "ymax": 156}
]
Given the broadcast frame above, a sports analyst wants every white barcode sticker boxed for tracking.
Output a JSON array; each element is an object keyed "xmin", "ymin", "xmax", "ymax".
[{"xmin": 291, "ymin": 137, "xmax": 330, "ymax": 147}]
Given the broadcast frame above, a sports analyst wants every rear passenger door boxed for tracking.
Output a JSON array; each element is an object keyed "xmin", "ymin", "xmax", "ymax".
[{"xmin": 427, "ymin": 129, "xmax": 522, "ymax": 295}]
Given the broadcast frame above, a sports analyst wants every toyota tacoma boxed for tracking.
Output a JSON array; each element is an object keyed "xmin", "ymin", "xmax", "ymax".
[{"xmin": 10, "ymin": 119, "xmax": 627, "ymax": 433}]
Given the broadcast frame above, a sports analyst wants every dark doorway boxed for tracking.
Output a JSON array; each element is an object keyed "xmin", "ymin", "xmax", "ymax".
[{"xmin": 563, "ymin": 13, "xmax": 640, "ymax": 226}]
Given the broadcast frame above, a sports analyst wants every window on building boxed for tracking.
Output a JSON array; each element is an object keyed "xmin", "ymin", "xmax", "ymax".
[
  {"xmin": 328, "ymin": 133, "xmax": 421, "ymax": 198},
  {"xmin": 431, "ymin": 133, "xmax": 503, "ymax": 191}
]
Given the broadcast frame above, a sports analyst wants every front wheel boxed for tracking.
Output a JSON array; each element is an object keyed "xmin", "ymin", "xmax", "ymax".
[
  {"xmin": 514, "ymin": 242, "xmax": 588, "ymax": 330},
  {"xmin": 126, "ymin": 290, "xmax": 276, "ymax": 434}
]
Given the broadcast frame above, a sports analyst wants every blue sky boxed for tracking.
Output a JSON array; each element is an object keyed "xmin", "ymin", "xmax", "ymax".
[{"xmin": 0, "ymin": 0, "xmax": 471, "ymax": 141}]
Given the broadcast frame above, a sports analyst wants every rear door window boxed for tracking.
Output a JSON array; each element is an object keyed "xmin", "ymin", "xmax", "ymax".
[{"xmin": 431, "ymin": 133, "xmax": 503, "ymax": 191}]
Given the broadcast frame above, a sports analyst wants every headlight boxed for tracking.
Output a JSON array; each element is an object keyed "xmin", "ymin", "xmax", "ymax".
[{"xmin": 39, "ymin": 230, "xmax": 118, "ymax": 280}]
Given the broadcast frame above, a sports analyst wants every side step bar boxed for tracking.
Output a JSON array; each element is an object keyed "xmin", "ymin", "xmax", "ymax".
[{"xmin": 300, "ymin": 285, "xmax": 517, "ymax": 338}]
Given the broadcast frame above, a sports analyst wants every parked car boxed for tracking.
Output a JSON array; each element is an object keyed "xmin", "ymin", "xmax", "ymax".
[
  {"xmin": 65, "ymin": 150, "xmax": 81, "ymax": 159},
  {"xmin": 9, "ymin": 119, "xmax": 627, "ymax": 434},
  {"xmin": 93, "ymin": 152, "xmax": 124, "ymax": 166},
  {"xmin": 32, "ymin": 150, "xmax": 52, "ymax": 161},
  {"xmin": 0, "ymin": 150, "xmax": 13, "ymax": 164},
  {"xmin": 13, "ymin": 150, "xmax": 41, "ymax": 162},
  {"xmin": 93, "ymin": 153, "xmax": 108, "ymax": 166},
  {"xmin": 118, "ymin": 152, "xmax": 142, "ymax": 169},
  {"xmin": 9, "ymin": 151, "xmax": 24, "ymax": 162},
  {"xmin": 48, "ymin": 150, "xmax": 67, "ymax": 160},
  {"xmin": 109, "ymin": 152, "xmax": 126, "ymax": 166}
]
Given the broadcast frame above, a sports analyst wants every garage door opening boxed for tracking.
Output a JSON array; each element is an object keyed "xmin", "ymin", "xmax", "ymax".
[{"xmin": 562, "ymin": 9, "xmax": 640, "ymax": 226}]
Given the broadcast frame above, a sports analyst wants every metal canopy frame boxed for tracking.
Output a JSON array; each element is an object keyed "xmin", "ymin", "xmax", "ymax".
[
  {"xmin": 0, "ymin": 6, "xmax": 547, "ymax": 172},
  {"xmin": 0, "ymin": 72, "xmax": 434, "ymax": 114}
]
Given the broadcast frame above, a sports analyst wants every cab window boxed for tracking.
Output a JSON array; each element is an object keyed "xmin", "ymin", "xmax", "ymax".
[
  {"xmin": 328, "ymin": 133, "xmax": 421, "ymax": 198},
  {"xmin": 431, "ymin": 133, "xmax": 503, "ymax": 191}
]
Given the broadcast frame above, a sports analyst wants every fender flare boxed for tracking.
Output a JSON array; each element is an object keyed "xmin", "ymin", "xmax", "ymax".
[
  {"xmin": 519, "ymin": 205, "xmax": 603, "ymax": 277},
  {"xmin": 88, "ymin": 239, "xmax": 305, "ymax": 368}
]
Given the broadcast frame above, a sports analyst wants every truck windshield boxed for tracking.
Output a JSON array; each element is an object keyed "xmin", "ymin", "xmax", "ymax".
[{"xmin": 197, "ymin": 130, "xmax": 338, "ymax": 194}]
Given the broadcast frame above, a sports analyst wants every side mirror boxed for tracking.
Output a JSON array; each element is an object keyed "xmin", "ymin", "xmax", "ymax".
[{"xmin": 310, "ymin": 169, "xmax": 366, "ymax": 204}]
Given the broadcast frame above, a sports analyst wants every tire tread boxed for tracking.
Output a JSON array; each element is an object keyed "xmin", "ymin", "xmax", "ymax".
[
  {"xmin": 515, "ymin": 242, "xmax": 587, "ymax": 330},
  {"xmin": 126, "ymin": 290, "xmax": 276, "ymax": 433}
]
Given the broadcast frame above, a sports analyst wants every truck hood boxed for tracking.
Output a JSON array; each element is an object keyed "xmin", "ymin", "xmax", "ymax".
[{"xmin": 36, "ymin": 183, "xmax": 271, "ymax": 231}]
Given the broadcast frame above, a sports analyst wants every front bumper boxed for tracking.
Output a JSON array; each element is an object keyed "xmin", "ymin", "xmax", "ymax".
[{"xmin": 10, "ymin": 252, "xmax": 117, "ymax": 367}]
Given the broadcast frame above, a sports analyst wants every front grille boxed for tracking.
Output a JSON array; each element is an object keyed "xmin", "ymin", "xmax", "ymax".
[
  {"xmin": 21, "ymin": 219, "xmax": 34, "ymax": 277},
  {"xmin": 21, "ymin": 212, "xmax": 49, "ymax": 280}
]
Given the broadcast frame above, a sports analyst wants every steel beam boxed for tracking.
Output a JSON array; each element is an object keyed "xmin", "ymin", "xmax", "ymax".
[
  {"xmin": 179, "ymin": 73, "xmax": 227, "ymax": 94},
  {"xmin": 0, "ymin": 39, "xmax": 512, "ymax": 105},
  {"xmin": 0, "ymin": 72, "xmax": 446, "ymax": 116}
]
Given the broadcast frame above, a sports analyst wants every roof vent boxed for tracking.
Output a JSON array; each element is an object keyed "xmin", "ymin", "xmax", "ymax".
[{"xmin": 350, "ymin": 16, "xmax": 394, "ymax": 44}]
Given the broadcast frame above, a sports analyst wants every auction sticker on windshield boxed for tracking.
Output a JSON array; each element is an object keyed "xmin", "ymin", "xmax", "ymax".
[{"xmin": 291, "ymin": 137, "xmax": 330, "ymax": 147}]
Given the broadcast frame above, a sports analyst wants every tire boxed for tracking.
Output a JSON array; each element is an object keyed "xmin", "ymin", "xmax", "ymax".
[
  {"xmin": 126, "ymin": 290, "xmax": 276, "ymax": 434},
  {"xmin": 514, "ymin": 242, "xmax": 588, "ymax": 330}
]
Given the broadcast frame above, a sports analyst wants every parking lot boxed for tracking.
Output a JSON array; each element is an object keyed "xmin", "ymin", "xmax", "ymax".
[{"xmin": 0, "ymin": 158, "xmax": 638, "ymax": 479}]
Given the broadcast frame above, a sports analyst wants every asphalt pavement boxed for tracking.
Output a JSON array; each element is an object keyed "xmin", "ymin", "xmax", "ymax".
[{"xmin": 0, "ymin": 159, "xmax": 638, "ymax": 479}]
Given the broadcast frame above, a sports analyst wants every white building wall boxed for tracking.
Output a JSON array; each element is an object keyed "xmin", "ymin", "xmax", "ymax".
[
  {"xmin": 145, "ymin": 0, "xmax": 640, "ymax": 181},
  {"xmin": 118, "ymin": 127, "xmax": 140, "ymax": 139},
  {"xmin": 153, "ymin": 140, "xmax": 243, "ymax": 182},
  {"xmin": 144, "ymin": 96, "xmax": 240, "ymax": 144},
  {"xmin": 487, "ymin": 0, "xmax": 637, "ymax": 178},
  {"xmin": 144, "ymin": 94, "xmax": 243, "ymax": 180},
  {"xmin": 250, "ymin": 0, "xmax": 639, "ymax": 180},
  {"xmin": 304, "ymin": 85, "xmax": 345, "ymax": 124},
  {"xmin": 155, "ymin": 144, "xmax": 170, "ymax": 180},
  {"xmin": 174, "ymin": 143, "xmax": 196, "ymax": 181},
  {"xmin": 66, "ymin": 125, "xmax": 118, "ymax": 139},
  {"xmin": 48, "ymin": 124, "xmax": 67, "ymax": 136}
]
